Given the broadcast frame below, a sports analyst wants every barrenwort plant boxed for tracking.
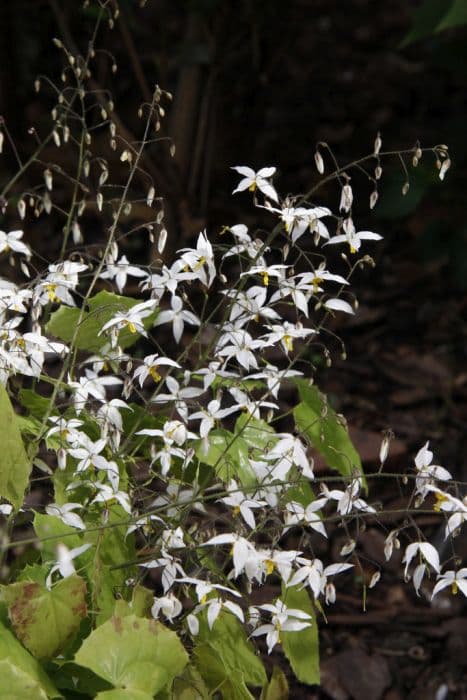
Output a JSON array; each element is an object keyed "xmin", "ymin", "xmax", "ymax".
[{"xmin": 0, "ymin": 2, "xmax": 463, "ymax": 699}]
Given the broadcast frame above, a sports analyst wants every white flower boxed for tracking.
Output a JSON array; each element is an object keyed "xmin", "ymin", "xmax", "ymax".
[
  {"xmin": 231, "ymin": 166, "xmax": 279, "ymax": 202},
  {"xmin": 178, "ymin": 230, "xmax": 216, "ymax": 287},
  {"xmin": 265, "ymin": 434, "xmax": 314, "ymax": 480},
  {"xmin": 339, "ymin": 184, "xmax": 353, "ymax": 213},
  {"xmin": 68, "ymin": 436, "xmax": 109, "ymax": 473},
  {"xmin": 283, "ymin": 500, "xmax": 327, "ymax": 537},
  {"xmin": 99, "ymin": 299, "xmax": 157, "ymax": 342},
  {"xmin": 151, "ymin": 593, "xmax": 183, "ymax": 622},
  {"xmin": 151, "ymin": 375, "xmax": 204, "ymax": 422},
  {"xmin": 68, "ymin": 369, "xmax": 122, "ymax": 414},
  {"xmin": 217, "ymin": 329, "xmax": 268, "ymax": 370},
  {"xmin": 177, "ymin": 577, "xmax": 243, "ymax": 630},
  {"xmin": 244, "ymin": 549, "xmax": 302, "ymax": 584},
  {"xmin": 154, "ymin": 295, "xmax": 200, "ymax": 343},
  {"xmin": 432, "ymin": 568, "xmax": 467, "ymax": 598},
  {"xmin": 45, "ymin": 502, "xmax": 85, "ymax": 530},
  {"xmin": 414, "ymin": 442, "xmax": 452, "ymax": 499},
  {"xmin": 320, "ymin": 478, "xmax": 375, "ymax": 516},
  {"xmin": 46, "ymin": 416, "xmax": 84, "ymax": 446},
  {"xmin": 222, "ymin": 224, "xmax": 265, "ymax": 261},
  {"xmin": 189, "ymin": 399, "xmax": 238, "ymax": 438},
  {"xmin": 133, "ymin": 354, "xmax": 180, "ymax": 387},
  {"xmin": 247, "ymin": 364, "xmax": 303, "ymax": 399},
  {"xmin": 46, "ymin": 543, "xmax": 92, "ymax": 589},
  {"xmin": 91, "ymin": 479, "xmax": 131, "ymax": 513},
  {"xmin": 288, "ymin": 558, "xmax": 353, "ymax": 601},
  {"xmin": 261, "ymin": 204, "xmax": 331, "ymax": 243},
  {"xmin": 261, "ymin": 321, "xmax": 316, "ymax": 354},
  {"xmin": 218, "ymin": 480, "xmax": 266, "ymax": 529},
  {"xmin": 99, "ymin": 253, "xmax": 146, "ymax": 292},
  {"xmin": 251, "ymin": 599, "xmax": 311, "ymax": 654},
  {"xmin": 202, "ymin": 533, "xmax": 255, "ymax": 578},
  {"xmin": 425, "ymin": 486, "xmax": 467, "ymax": 539},
  {"xmin": 402, "ymin": 541, "xmax": 440, "ymax": 580},
  {"xmin": 0, "ymin": 230, "xmax": 31, "ymax": 258},
  {"xmin": 325, "ymin": 217, "xmax": 382, "ymax": 253},
  {"xmin": 324, "ymin": 298, "xmax": 355, "ymax": 315},
  {"xmin": 228, "ymin": 387, "xmax": 278, "ymax": 420}
]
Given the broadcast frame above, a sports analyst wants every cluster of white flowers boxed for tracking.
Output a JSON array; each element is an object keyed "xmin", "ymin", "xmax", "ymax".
[{"xmin": 0, "ymin": 161, "xmax": 464, "ymax": 658}]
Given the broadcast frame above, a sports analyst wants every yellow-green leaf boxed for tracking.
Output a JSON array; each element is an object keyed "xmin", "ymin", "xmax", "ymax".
[
  {"xmin": 0, "ymin": 385, "xmax": 32, "ymax": 509},
  {"xmin": 74, "ymin": 614, "xmax": 188, "ymax": 696},
  {"xmin": 293, "ymin": 379, "xmax": 364, "ymax": 485},
  {"xmin": 3, "ymin": 575, "xmax": 87, "ymax": 660},
  {"xmin": 280, "ymin": 584, "xmax": 319, "ymax": 686}
]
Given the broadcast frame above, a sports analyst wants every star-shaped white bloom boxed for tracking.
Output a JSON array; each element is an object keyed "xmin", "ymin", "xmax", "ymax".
[
  {"xmin": 231, "ymin": 166, "xmax": 279, "ymax": 202},
  {"xmin": 154, "ymin": 295, "xmax": 200, "ymax": 343},
  {"xmin": 432, "ymin": 568, "xmax": 467, "ymax": 598},
  {"xmin": 325, "ymin": 217, "xmax": 382, "ymax": 253},
  {"xmin": 0, "ymin": 229, "xmax": 31, "ymax": 258},
  {"xmin": 250, "ymin": 599, "xmax": 311, "ymax": 654}
]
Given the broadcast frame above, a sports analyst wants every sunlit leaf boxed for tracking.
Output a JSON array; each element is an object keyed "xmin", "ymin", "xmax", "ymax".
[
  {"xmin": 3, "ymin": 575, "xmax": 87, "ymax": 660},
  {"xmin": 196, "ymin": 429, "xmax": 256, "ymax": 487},
  {"xmin": 293, "ymin": 379, "xmax": 364, "ymax": 484},
  {"xmin": 0, "ymin": 622, "xmax": 59, "ymax": 698},
  {"xmin": 74, "ymin": 613, "xmax": 188, "ymax": 696},
  {"xmin": 0, "ymin": 384, "xmax": 32, "ymax": 510},
  {"xmin": 46, "ymin": 290, "xmax": 157, "ymax": 352},
  {"xmin": 194, "ymin": 610, "xmax": 266, "ymax": 699},
  {"xmin": 0, "ymin": 660, "xmax": 49, "ymax": 700},
  {"xmin": 260, "ymin": 666, "xmax": 289, "ymax": 700}
]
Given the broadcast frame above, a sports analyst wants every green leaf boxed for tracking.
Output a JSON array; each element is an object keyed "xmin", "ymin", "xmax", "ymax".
[
  {"xmin": 196, "ymin": 429, "xmax": 255, "ymax": 487},
  {"xmin": 0, "ymin": 660, "xmax": 49, "ymax": 700},
  {"xmin": 0, "ymin": 384, "xmax": 32, "ymax": 510},
  {"xmin": 18, "ymin": 389, "xmax": 52, "ymax": 419},
  {"xmin": 84, "ymin": 505, "xmax": 137, "ymax": 624},
  {"xmin": 0, "ymin": 621, "xmax": 59, "ymax": 698},
  {"xmin": 168, "ymin": 665, "xmax": 210, "ymax": 699},
  {"xmin": 46, "ymin": 290, "xmax": 158, "ymax": 353},
  {"xmin": 48, "ymin": 661, "xmax": 112, "ymax": 697},
  {"xmin": 74, "ymin": 613, "xmax": 188, "ymax": 696},
  {"xmin": 401, "ymin": 0, "xmax": 467, "ymax": 46},
  {"xmin": 280, "ymin": 584, "xmax": 319, "ymax": 686},
  {"xmin": 3, "ymin": 575, "xmax": 87, "ymax": 660},
  {"xmin": 95, "ymin": 690, "xmax": 153, "ymax": 700},
  {"xmin": 33, "ymin": 512, "xmax": 82, "ymax": 563},
  {"xmin": 293, "ymin": 380, "xmax": 364, "ymax": 484},
  {"xmin": 260, "ymin": 666, "xmax": 289, "ymax": 700},
  {"xmin": 235, "ymin": 414, "xmax": 277, "ymax": 452},
  {"xmin": 194, "ymin": 610, "xmax": 267, "ymax": 699}
]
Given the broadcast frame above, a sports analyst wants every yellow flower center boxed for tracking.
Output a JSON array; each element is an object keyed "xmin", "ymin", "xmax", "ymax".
[
  {"xmin": 126, "ymin": 321, "xmax": 137, "ymax": 334},
  {"xmin": 433, "ymin": 492, "xmax": 448, "ymax": 512},
  {"xmin": 149, "ymin": 366, "xmax": 161, "ymax": 382},
  {"xmin": 349, "ymin": 245, "xmax": 357, "ymax": 254},
  {"xmin": 265, "ymin": 559, "xmax": 275, "ymax": 576},
  {"xmin": 45, "ymin": 283, "xmax": 59, "ymax": 303},
  {"xmin": 283, "ymin": 334, "xmax": 293, "ymax": 352},
  {"xmin": 232, "ymin": 505, "xmax": 241, "ymax": 517},
  {"xmin": 261, "ymin": 271, "xmax": 269, "ymax": 286},
  {"xmin": 194, "ymin": 256, "xmax": 206, "ymax": 271},
  {"xmin": 248, "ymin": 181, "xmax": 257, "ymax": 192},
  {"xmin": 312, "ymin": 277, "xmax": 322, "ymax": 293},
  {"xmin": 452, "ymin": 581, "xmax": 458, "ymax": 594}
]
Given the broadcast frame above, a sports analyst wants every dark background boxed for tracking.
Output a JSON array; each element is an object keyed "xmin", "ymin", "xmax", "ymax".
[{"xmin": 1, "ymin": 1, "xmax": 466, "ymax": 697}]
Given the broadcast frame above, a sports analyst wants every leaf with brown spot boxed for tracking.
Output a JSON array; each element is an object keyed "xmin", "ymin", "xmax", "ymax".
[
  {"xmin": 3, "ymin": 575, "xmax": 87, "ymax": 660},
  {"xmin": 74, "ymin": 613, "xmax": 188, "ymax": 696}
]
